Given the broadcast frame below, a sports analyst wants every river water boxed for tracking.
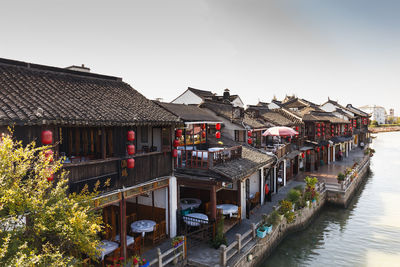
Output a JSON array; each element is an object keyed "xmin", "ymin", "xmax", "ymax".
[{"xmin": 262, "ymin": 132, "xmax": 400, "ymax": 267}]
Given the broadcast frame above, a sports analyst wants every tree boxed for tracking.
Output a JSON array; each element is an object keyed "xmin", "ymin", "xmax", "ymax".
[{"xmin": 0, "ymin": 132, "xmax": 103, "ymax": 266}]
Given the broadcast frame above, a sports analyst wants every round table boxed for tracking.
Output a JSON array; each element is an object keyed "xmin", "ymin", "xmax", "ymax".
[
  {"xmin": 97, "ymin": 240, "xmax": 119, "ymax": 260},
  {"xmin": 216, "ymin": 204, "xmax": 238, "ymax": 217},
  {"xmin": 183, "ymin": 213, "xmax": 209, "ymax": 227},
  {"xmin": 208, "ymin": 147, "xmax": 224, "ymax": 152},
  {"xmin": 180, "ymin": 198, "xmax": 202, "ymax": 210},
  {"xmin": 131, "ymin": 220, "xmax": 156, "ymax": 237}
]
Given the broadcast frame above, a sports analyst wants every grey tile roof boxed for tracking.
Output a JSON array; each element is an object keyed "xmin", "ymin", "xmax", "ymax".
[
  {"xmin": 156, "ymin": 102, "xmax": 221, "ymax": 122},
  {"xmin": 0, "ymin": 58, "xmax": 179, "ymax": 126}
]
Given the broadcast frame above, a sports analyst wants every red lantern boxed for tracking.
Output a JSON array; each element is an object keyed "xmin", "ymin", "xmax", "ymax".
[
  {"xmin": 317, "ymin": 123, "xmax": 321, "ymax": 128},
  {"xmin": 201, "ymin": 123, "xmax": 206, "ymax": 130},
  {"xmin": 295, "ymin": 126, "xmax": 299, "ymax": 131},
  {"xmin": 307, "ymin": 150, "xmax": 310, "ymax": 155},
  {"xmin": 322, "ymin": 146, "xmax": 325, "ymax": 151},
  {"xmin": 216, "ymin": 131, "xmax": 221, "ymax": 139},
  {"xmin": 45, "ymin": 150, "xmax": 54, "ymax": 162},
  {"xmin": 127, "ymin": 130, "xmax": 135, "ymax": 141},
  {"xmin": 127, "ymin": 158, "xmax": 135, "ymax": 168},
  {"xmin": 316, "ymin": 147, "xmax": 320, "ymax": 152},
  {"xmin": 127, "ymin": 145, "xmax": 135, "ymax": 155},
  {"xmin": 216, "ymin": 123, "xmax": 221, "ymax": 130},
  {"xmin": 321, "ymin": 123, "xmax": 325, "ymax": 127},
  {"xmin": 172, "ymin": 149, "xmax": 178, "ymax": 158},
  {"xmin": 173, "ymin": 139, "xmax": 180, "ymax": 147},
  {"xmin": 317, "ymin": 133, "xmax": 321, "ymax": 137},
  {"xmin": 201, "ymin": 131, "xmax": 206, "ymax": 138},
  {"xmin": 288, "ymin": 138, "xmax": 291, "ymax": 142},
  {"xmin": 47, "ymin": 173, "xmax": 54, "ymax": 182},
  {"xmin": 317, "ymin": 128, "xmax": 321, "ymax": 132},
  {"xmin": 175, "ymin": 129, "xmax": 182, "ymax": 138},
  {"xmin": 41, "ymin": 130, "xmax": 53, "ymax": 145},
  {"xmin": 247, "ymin": 138, "xmax": 253, "ymax": 145},
  {"xmin": 247, "ymin": 130, "xmax": 252, "ymax": 137},
  {"xmin": 301, "ymin": 153, "xmax": 305, "ymax": 158}
]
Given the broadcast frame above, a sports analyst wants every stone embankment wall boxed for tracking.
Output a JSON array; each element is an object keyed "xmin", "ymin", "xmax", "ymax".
[
  {"xmin": 230, "ymin": 157, "xmax": 371, "ymax": 267},
  {"xmin": 326, "ymin": 157, "xmax": 370, "ymax": 208},
  {"xmin": 369, "ymin": 126, "xmax": 400, "ymax": 133}
]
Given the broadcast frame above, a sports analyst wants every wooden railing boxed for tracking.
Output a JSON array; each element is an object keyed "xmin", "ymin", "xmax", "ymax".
[
  {"xmin": 263, "ymin": 144, "xmax": 290, "ymax": 158},
  {"xmin": 66, "ymin": 152, "xmax": 172, "ymax": 193},
  {"xmin": 149, "ymin": 236, "xmax": 187, "ymax": 267},
  {"xmin": 175, "ymin": 146, "xmax": 242, "ymax": 170}
]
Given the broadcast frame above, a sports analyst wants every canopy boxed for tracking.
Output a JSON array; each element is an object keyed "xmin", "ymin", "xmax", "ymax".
[{"xmin": 262, "ymin": 126, "xmax": 298, "ymax": 137}]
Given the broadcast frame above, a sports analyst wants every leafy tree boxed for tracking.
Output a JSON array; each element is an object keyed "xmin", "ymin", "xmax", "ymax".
[{"xmin": 0, "ymin": 132, "xmax": 103, "ymax": 266}]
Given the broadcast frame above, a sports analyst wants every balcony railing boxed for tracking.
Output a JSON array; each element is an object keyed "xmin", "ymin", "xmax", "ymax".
[
  {"xmin": 263, "ymin": 144, "xmax": 291, "ymax": 158},
  {"xmin": 66, "ymin": 152, "xmax": 172, "ymax": 193},
  {"xmin": 175, "ymin": 146, "xmax": 242, "ymax": 170}
]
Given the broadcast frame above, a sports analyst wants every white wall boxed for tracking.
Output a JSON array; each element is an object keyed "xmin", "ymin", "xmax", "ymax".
[
  {"xmin": 231, "ymin": 97, "xmax": 244, "ymax": 108},
  {"xmin": 136, "ymin": 187, "xmax": 167, "ymax": 208},
  {"xmin": 249, "ymin": 172, "xmax": 260, "ymax": 197},
  {"xmin": 320, "ymin": 102, "xmax": 336, "ymax": 112},
  {"xmin": 202, "ymin": 108, "xmax": 245, "ymax": 141},
  {"xmin": 268, "ymin": 102, "xmax": 281, "ymax": 110},
  {"xmin": 171, "ymin": 90, "xmax": 203, "ymax": 105}
]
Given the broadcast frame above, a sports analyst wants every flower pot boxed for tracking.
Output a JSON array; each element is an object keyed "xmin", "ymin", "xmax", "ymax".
[
  {"xmin": 140, "ymin": 262, "xmax": 149, "ymax": 267},
  {"xmin": 306, "ymin": 200, "xmax": 310, "ymax": 208},
  {"xmin": 256, "ymin": 227, "xmax": 267, "ymax": 238},
  {"xmin": 265, "ymin": 225, "xmax": 273, "ymax": 234}
]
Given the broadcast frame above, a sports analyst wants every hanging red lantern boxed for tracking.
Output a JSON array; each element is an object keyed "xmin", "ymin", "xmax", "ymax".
[
  {"xmin": 201, "ymin": 131, "xmax": 206, "ymax": 138},
  {"xmin": 301, "ymin": 152, "xmax": 305, "ymax": 158},
  {"xmin": 317, "ymin": 123, "xmax": 321, "ymax": 128},
  {"xmin": 316, "ymin": 147, "xmax": 320, "ymax": 152},
  {"xmin": 322, "ymin": 146, "xmax": 325, "ymax": 151},
  {"xmin": 247, "ymin": 138, "xmax": 253, "ymax": 145},
  {"xmin": 44, "ymin": 149, "xmax": 54, "ymax": 162},
  {"xmin": 175, "ymin": 129, "xmax": 182, "ymax": 138},
  {"xmin": 127, "ymin": 158, "xmax": 135, "ymax": 168},
  {"xmin": 317, "ymin": 133, "xmax": 321, "ymax": 137},
  {"xmin": 247, "ymin": 130, "xmax": 252, "ymax": 137},
  {"xmin": 47, "ymin": 173, "xmax": 54, "ymax": 182},
  {"xmin": 216, "ymin": 123, "xmax": 221, "ymax": 130},
  {"xmin": 172, "ymin": 149, "xmax": 178, "ymax": 158},
  {"xmin": 127, "ymin": 130, "xmax": 135, "ymax": 141},
  {"xmin": 317, "ymin": 128, "xmax": 321, "ymax": 132},
  {"xmin": 173, "ymin": 139, "xmax": 180, "ymax": 147},
  {"xmin": 295, "ymin": 126, "xmax": 299, "ymax": 131},
  {"xmin": 127, "ymin": 144, "xmax": 136, "ymax": 155},
  {"xmin": 216, "ymin": 131, "xmax": 221, "ymax": 139},
  {"xmin": 307, "ymin": 150, "xmax": 310, "ymax": 155},
  {"xmin": 41, "ymin": 130, "xmax": 53, "ymax": 145},
  {"xmin": 201, "ymin": 123, "xmax": 206, "ymax": 130}
]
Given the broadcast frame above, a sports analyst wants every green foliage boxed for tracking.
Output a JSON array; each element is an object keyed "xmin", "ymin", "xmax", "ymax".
[
  {"xmin": 337, "ymin": 172, "xmax": 345, "ymax": 181},
  {"xmin": 279, "ymin": 200, "xmax": 293, "ymax": 215},
  {"xmin": 304, "ymin": 176, "xmax": 318, "ymax": 188},
  {"xmin": 0, "ymin": 132, "xmax": 103, "ymax": 266},
  {"xmin": 266, "ymin": 210, "xmax": 281, "ymax": 227},
  {"xmin": 285, "ymin": 211, "xmax": 296, "ymax": 223},
  {"xmin": 212, "ymin": 214, "xmax": 227, "ymax": 249},
  {"xmin": 345, "ymin": 168, "xmax": 352, "ymax": 176},
  {"xmin": 364, "ymin": 147, "xmax": 375, "ymax": 156},
  {"xmin": 286, "ymin": 189, "xmax": 302, "ymax": 209},
  {"xmin": 293, "ymin": 185, "xmax": 304, "ymax": 192},
  {"xmin": 304, "ymin": 176, "xmax": 319, "ymax": 202}
]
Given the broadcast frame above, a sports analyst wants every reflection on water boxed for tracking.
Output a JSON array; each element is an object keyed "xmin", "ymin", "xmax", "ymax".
[{"xmin": 262, "ymin": 132, "xmax": 400, "ymax": 267}]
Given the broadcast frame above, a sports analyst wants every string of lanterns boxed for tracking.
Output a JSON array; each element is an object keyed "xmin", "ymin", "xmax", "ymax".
[
  {"xmin": 41, "ymin": 130, "xmax": 55, "ymax": 181},
  {"xmin": 126, "ymin": 130, "xmax": 135, "ymax": 169}
]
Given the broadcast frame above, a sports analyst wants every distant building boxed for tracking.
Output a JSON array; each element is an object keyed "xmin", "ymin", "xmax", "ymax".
[
  {"xmin": 359, "ymin": 105, "xmax": 386, "ymax": 125},
  {"xmin": 390, "ymin": 108, "xmax": 394, "ymax": 117}
]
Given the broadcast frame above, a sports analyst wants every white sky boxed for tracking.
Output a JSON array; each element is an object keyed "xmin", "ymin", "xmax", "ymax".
[{"xmin": 1, "ymin": 0, "xmax": 399, "ymax": 114}]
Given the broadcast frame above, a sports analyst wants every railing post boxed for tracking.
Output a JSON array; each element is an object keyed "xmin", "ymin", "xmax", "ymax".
[
  {"xmin": 236, "ymin": 233, "xmax": 242, "ymax": 253},
  {"xmin": 251, "ymin": 223, "xmax": 257, "ymax": 239},
  {"xmin": 157, "ymin": 248, "xmax": 162, "ymax": 267},
  {"xmin": 220, "ymin": 244, "xmax": 227, "ymax": 267},
  {"xmin": 184, "ymin": 236, "xmax": 187, "ymax": 259}
]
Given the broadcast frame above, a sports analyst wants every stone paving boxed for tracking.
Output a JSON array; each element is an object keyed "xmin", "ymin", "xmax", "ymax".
[{"xmin": 296, "ymin": 147, "xmax": 366, "ymax": 184}]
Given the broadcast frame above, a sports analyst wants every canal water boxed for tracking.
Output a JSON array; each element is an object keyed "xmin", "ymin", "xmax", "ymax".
[{"xmin": 262, "ymin": 132, "xmax": 400, "ymax": 267}]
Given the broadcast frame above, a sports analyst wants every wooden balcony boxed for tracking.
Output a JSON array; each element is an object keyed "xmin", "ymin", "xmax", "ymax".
[
  {"xmin": 65, "ymin": 152, "xmax": 172, "ymax": 193},
  {"xmin": 263, "ymin": 144, "xmax": 291, "ymax": 158},
  {"xmin": 175, "ymin": 146, "xmax": 242, "ymax": 170}
]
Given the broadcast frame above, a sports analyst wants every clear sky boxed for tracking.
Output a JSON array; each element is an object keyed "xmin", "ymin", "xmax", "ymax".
[{"xmin": 1, "ymin": 0, "xmax": 399, "ymax": 114}]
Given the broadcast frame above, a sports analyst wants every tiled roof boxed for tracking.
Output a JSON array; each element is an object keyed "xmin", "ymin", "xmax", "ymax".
[
  {"xmin": 303, "ymin": 111, "xmax": 350, "ymax": 123},
  {"xmin": 188, "ymin": 87, "xmax": 215, "ymax": 99},
  {"xmin": 259, "ymin": 109, "xmax": 302, "ymax": 126},
  {"xmin": 156, "ymin": 102, "xmax": 221, "ymax": 122},
  {"xmin": 0, "ymin": 58, "xmax": 179, "ymax": 126},
  {"xmin": 346, "ymin": 104, "xmax": 370, "ymax": 117}
]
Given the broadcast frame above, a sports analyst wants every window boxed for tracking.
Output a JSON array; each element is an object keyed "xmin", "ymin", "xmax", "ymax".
[{"xmin": 141, "ymin": 126, "xmax": 148, "ymax": 143}]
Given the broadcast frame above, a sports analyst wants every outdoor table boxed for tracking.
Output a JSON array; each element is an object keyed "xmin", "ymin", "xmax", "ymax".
[
  {"xmin": 183, "ymin": 213, "xmax": 209, "ymax": 227},
  {"xmin": 98, "ymin": 240, "xmax": 119, "ymax": 261},
  {"xmin": 208, "ymin": 147, "xmax": 224, "ymax": 152},
  {"xmin": 131, "ymin": 220, "xmax": 156, "ymax": 237},
  {"xmin": 216, "ymin": 204, "xmax": 238, "ymax": 217},
  {"xmin": 114, "ymin": 234, "xmax": 135, "ymax": 246},
  {"xmin": 180, "ymin": 198, "xmax": 202, "ymax": 211}
]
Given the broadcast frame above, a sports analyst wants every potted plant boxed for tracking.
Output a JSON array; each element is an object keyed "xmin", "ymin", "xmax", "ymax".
[
  {"xmin": 139, "ymin": 257, "xmax": 149, "ymax": 267},
  {"xmin": 337, "ymin": 172, "xmax": 345, "ymax": 183},
  {"xmin": 171, "ymin": 236, "xmax": 184, "ymax": 248},
  {"xmin": 132, "ymin": 255, "xmax": 140, "ymax": 267},
  {"xmin": 256, "ymin": 225, "xmax": 268, "ymax": 238}
]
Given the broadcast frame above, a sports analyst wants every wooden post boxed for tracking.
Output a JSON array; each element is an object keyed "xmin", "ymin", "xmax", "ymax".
[
  {"xmin": 251, "ymin": 223, "xmax": 257, "ymax": 239},
  {"xmin": 120, "ymin": 198, "xmax": 127, "ymax": 259},
  {"xmin": 220, "ymin": 244, "xmax": 227, "ymax": 267},
  {"xmin": 210, "ymin": 185, "xmax": 217, "ymax": 221},
  {"xmin": 101, "ymin": 127, "xmax": 106, "ymax": 160},
  {"xmin": 157, "ymin": 247, "xmax": 162, "ymax": 267},
  {"xmin": 236, "ymin": 233, "xmax": 241, "ymax": 253},
  {"xmin": 184, "ymin": 236, "xmax": 187, "ymax": 259}
]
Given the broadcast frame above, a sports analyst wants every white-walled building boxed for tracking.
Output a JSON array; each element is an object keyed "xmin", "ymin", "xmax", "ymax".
[{"xmin": 359, "ymin": 105, "xmax": 386, "ymax": 125}]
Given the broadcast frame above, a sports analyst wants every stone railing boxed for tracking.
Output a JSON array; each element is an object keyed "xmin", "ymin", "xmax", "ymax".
[{"xmin": 149, "ymin": 236, "xmax": 187, "ymax": 267}]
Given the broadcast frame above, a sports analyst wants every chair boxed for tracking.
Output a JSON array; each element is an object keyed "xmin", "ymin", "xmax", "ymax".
[
  {"xmin": 250, "ymin": 192, "xmax": 260, "ymax": 209},
  {"xmin": 159, "ymin": 220, "xmax": 166, "ymax": 240},
  {"xmin": 231, "ymin": 206, "xmax": 242, "ymax": 224},
  {"xmin": 147, "ymin": 223, "xmax": 160, "ymax": 245},
  {"xmin": 129, "ymin": 236, "xmax": 142, "ymax": 256},
  {"xmin": 104, "ymin": 247, "xmax": 121, "ymax": 266},
  {"xmin": 204, "ymin": 202, "xmax": 210, "ymax": 215}
]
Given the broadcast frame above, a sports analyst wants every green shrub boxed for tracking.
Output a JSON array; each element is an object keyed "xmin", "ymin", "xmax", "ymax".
[
  {"xmin": 287, "ymin": 189, "xmax": 302, "ymax": 208},
  {"xmin": 337, "ymin": 172, "xmax": 345, "ymax": 181},
  {"xmin": 211, "ymin": 214, "xmax": 227, "ymax": 249},
  {"xmin": 266, "ymin": 210, "xmax": 281, "ymax": 227},
  {"xmin": 279, "ymin": 200, "xmax": 293, "ymax": 215}
]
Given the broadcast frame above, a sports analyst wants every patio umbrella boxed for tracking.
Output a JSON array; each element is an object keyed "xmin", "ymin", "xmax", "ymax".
[{"xmin": 262, "ymin": 126, "xmax": 298, "ymax": 137}]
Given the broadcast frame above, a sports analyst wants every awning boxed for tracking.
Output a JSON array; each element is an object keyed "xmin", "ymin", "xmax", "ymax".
[
  {"xmin": 330, "ymin": 136, "xmax": 353, "ymax": 144},
  {"xmin": 286, "ymin": 150, "xmax": 300, "ymax": 159},
  {"xmin": 300, "ymin": 146, "xmax": 313, "ymax": 151}
]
